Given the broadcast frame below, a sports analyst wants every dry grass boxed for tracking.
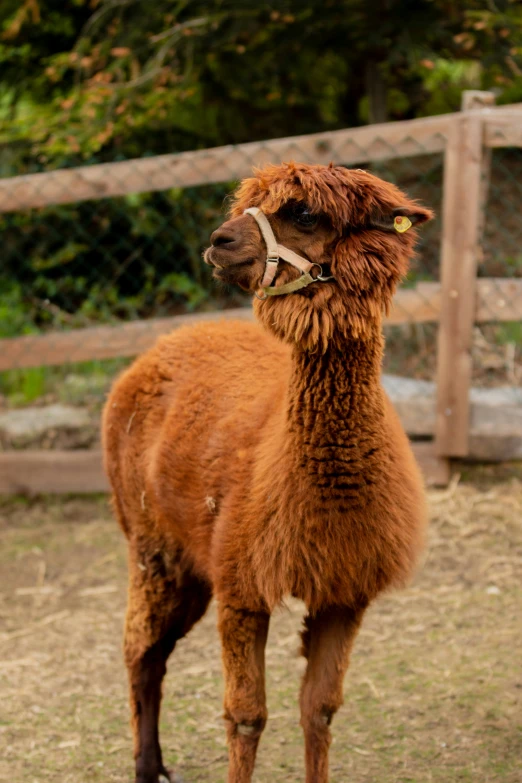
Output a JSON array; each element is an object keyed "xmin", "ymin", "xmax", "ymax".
[{"xmin": 0, "ymin": 475, "xmax": 521, "ymax": 782}]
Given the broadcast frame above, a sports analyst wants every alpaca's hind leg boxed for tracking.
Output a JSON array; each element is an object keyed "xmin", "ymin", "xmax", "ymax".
[
  {"xmin": 124, "ymin": 544, "xmax": 211, "ymax": 783},
  {"xmin": 300, "ymin": 605, "xmax": 365, "ymax": 783},
  {"xmin": 218, "ymin": 603, "xmax": 270, "ymax": 783}
]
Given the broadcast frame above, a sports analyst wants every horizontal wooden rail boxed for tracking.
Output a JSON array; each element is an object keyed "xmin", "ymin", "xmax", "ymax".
[
  {"xmin": 0, "ymin": 450, "xmax": 109, "ymax": 494},
  {"xmin": 0, "ymin": 113, "xmax": 453, "ymax": 212},
  {"xmin": 2, "ymin": 104, "xmax": 520, "ymax": 214},
  {"xmin": 0, "ymin": 443, "xmax": 451, "ymax": 494},
  {"xmin": 485, "ymin": 116, "xmax": 522, "ymax": 148},
  {"xmin": 474, "ymin": 278, "xmax": 522, "ymax": 321},
  {"xmin": 8, "ymin": 365, "xmax": 522, "ymax": 494},
  {"xmin": 0, "ymin": 308, "xmax": 253, "ymax": 371},
  {"xmin": 5, "ymin": 367, "xmax": 522, "ymax": 494},
  {"xmin": 0, "ymin": 278, "xmax": 520, "ymax": 372}
]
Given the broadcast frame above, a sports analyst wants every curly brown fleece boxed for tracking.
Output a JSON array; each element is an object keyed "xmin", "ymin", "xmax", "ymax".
[{"xmin": 103, "ymin": 162, "xmax": 433, "ymax": 783}]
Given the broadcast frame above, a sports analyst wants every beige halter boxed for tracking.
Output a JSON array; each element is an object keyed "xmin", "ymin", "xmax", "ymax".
[{"xmin": 244, "ymin": 207, "xmax": 334, "ymax": 300}]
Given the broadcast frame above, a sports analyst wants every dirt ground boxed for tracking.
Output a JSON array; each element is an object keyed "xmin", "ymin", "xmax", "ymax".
[{"xmin": 0, "ymin": 474, "xmax": 521, "ymax": 783}]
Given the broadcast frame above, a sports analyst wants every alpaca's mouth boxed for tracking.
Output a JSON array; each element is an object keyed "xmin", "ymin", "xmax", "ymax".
[
  {"xmin": 212, "ymin": 260, "xmax": 255, "ymax": 282},
  {"xmin": 208, "ymin": 259, "xmax": 259, "ymax": 294},
  {"xmin": 203, "ymin": 247, "xmax": 222, "ymax": 268},
  {"xmin": 205, "ymin": 246, "xmax": 255, "ymax": 276}
]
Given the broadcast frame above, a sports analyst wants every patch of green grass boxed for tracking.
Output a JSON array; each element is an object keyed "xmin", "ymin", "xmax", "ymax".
[
  {"xmin": 0, "ymin": 358, "xmax": 130, "ymax": 407},
  {"xmin": 495, "ymin": 320, "xmax": 522, "ymax": 346},
  {"xmin": 1, "ymin": 366, "xmax": 47, "ymax": 403}
]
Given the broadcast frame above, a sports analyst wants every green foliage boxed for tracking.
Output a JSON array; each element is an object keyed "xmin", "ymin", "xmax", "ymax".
[
  {"xmin": 0, "ymin": 358, "xmax": 131, "ymax": 407},
  {"xmin": 2, "ymin": 1, "xmax": 521, "ymax": 166},
  {"xmin": 0, "ymin": 282, "xmax": 38, "ymax": 337},
  {"xmin": 0, "ymin": 0, "xmax": 520, "ymax": 376},
  {"xmin": 0, "ymin": 183, "xmax": 235, "ymax": 331},
  {"xmin": 157, "ymin": 273, "xmax": 207, "ymax": 311},
  {"xmin": 0, "ymin": 281, "xmax": 46, "ymax": 403},
  {"xmin": 504, "ymin": 254, "xmax": 522, "ymax": 275},
  {"xmin": 420, "ymin": 59, "xmax": 482, "ymax": 115},
  {"xmin": 496, "ymin": 321, "xmax": 522, "ymax": 346},
  {"xmin": 1, "ymin": 367, "xmax": 47, "ymax": 405}
]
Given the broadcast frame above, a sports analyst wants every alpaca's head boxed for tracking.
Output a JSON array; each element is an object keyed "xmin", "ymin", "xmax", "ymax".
[{"xmin": 205, "ymin": 162, "xmax": 433, "ymax": 350}]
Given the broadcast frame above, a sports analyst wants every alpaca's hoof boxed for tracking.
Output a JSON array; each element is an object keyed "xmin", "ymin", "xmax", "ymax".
[
  {"xmin": 160, "ymin": 769, "xmax": 183, "ymax": 783},
  {"xmin": 161, "ymin": 771, "xmax": 183, "ymax": 783},
  {"xmin": 136, "ymin": 769, "xmax": 181, "ymax": 783}
]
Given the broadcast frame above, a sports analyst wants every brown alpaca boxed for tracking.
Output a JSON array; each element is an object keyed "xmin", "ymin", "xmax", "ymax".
[{"xmin": 103, "ymin": 162, "xmax": 433, "ymax": 783}]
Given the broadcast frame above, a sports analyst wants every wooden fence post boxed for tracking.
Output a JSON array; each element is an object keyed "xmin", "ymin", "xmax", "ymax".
[
  {"xmin": 461, "ymin": 91, "xmax": 495, "ymax": 243},
  {"xmin": 435, "ymin": 92, "xmax": 494, "ymax": 458}
]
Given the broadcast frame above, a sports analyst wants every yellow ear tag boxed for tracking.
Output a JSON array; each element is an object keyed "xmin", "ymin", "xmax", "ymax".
[{"xmin": 394, "ymin": 215, "xmax": 412, "ymax": 233}]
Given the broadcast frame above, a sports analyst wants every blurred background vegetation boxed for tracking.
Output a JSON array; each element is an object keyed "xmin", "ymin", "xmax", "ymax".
[{"xmin": 1, "ymin": 0, "xmax": 522, "ymax": 403}]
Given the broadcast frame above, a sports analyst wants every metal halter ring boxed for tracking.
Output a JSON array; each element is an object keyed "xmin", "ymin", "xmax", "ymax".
[
  {"xmin": 313, "ymin": 263, "xmax": 334, "ymax": 282},
  {"xmin": 244, "ymin": 207, "xmax": 336, "ymax": 299}
]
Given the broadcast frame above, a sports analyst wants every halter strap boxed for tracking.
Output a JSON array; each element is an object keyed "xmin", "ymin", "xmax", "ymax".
[{"xmin": 244, "ymin": 207, "xmax": 333, "ymax": 298}]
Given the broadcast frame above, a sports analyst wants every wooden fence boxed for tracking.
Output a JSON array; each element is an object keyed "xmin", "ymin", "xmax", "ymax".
[{"xmin": 1, "ymin": 91, "xmax": 521, "ymax": 492}]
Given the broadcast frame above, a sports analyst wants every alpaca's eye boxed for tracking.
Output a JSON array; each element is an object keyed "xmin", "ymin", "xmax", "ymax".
[{"xmin": 292, "ymin": 205, "xmax": 318, "ymax": 228}]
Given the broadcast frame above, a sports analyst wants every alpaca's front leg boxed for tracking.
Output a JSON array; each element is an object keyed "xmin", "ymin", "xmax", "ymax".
[
  {"xmin": 218, "ymin": 603, "xmax": 270, "ymax": 783},
  {"xmin": 300, "ymin": 605, "xmax": 365, "ymax": 783}
]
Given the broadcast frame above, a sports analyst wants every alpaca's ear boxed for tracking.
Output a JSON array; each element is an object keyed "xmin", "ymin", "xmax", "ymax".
[{"xmin": 367, "ymin": 205, "xmax": 433, "ymax": 234}]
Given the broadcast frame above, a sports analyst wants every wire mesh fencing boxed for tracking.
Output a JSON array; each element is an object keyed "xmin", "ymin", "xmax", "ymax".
[
  {"xmin": 0, "ymin": 123, "xmax": 450, "ymax": 407},
  {"xmin": 475, "ymin": 146, "xmax": 522, "ymax": 388},
  {"xmin": 371, "ymin": 152, "xmax": 443, "ymax": 387},
  {"xmin": 1, "ymin": 113, "xmax": 518, "ymax": 430}
]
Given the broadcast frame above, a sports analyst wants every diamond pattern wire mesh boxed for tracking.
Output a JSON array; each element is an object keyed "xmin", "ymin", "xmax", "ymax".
[
  {"xmin": 0, "ymin": 128, "xmax": 454, "ymax": 407},
  {"xmin": 475, "ymin": 146, "xmax": 522, "ymax": 388},
  {"xmin": 370, "ymin": 152, "xmax": 443, "ymax": 387}
]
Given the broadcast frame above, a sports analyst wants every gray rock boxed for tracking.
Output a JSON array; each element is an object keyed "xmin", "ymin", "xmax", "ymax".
[{"xmin": 0, "ymin": 404, "xmax": 91, "ymax": 439}]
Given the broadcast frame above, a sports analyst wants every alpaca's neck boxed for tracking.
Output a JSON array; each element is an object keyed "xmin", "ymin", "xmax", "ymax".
[{"xmin": 284, "ymin": 322, "xmax": 386, "ymax": 480}]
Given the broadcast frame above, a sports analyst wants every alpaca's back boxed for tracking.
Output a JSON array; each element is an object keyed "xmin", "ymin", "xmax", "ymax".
[{"xmin": 103, "ymin": 319, "xmax": 289, "ymax": 559}]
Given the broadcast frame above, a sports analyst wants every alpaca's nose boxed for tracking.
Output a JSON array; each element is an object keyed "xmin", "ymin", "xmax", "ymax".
[{"xmin": 210, "ymin": 228, "xmax": 237, "ymax": 249}]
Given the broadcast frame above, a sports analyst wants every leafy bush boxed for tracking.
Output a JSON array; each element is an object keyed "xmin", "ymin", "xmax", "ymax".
[{"xmin": 0, "ymin": 182, "xmax": 238, "ymax": 333}]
